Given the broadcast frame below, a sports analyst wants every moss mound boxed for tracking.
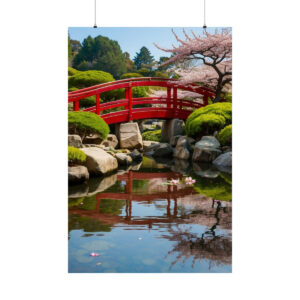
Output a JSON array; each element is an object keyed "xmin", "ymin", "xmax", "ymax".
[
  {"xmin": 68, "ymin": 70, "xmax": 114, "ymax": 89},
  {"xmin": 68, "ymin": 146, "xmax": 86, "ymax": 164},
  {"xmin": 68, "ymin": 111, "xmax": 109, "ymax": 140},
  {"xmin": 68, "ymin": 67, "xmax": 80, "ymax": 76},
  {"xmin": 218, "ymin": 124, "xmax": 232, "ymax": 146},
  {"xmin": 142, "ymin": 129, "xmax": 161, "ymax": 142},
  {"xmin": 185, "ymin": 102, "xmax": 232, "ymax": 137}
]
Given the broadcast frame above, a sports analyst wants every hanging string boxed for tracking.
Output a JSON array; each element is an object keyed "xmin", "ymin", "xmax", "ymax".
[
  {"xmin": 93, "ymin": 0, "xmax": 97, "ymax": 28},
  {"xmin": 203, "ymin": 0, "xmax": 207, "ymax": 29}
]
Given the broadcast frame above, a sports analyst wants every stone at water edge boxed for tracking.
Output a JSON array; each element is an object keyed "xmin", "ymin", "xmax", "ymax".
[
  {"xmin": 192, "ymin": 147, "xmax": 222, "ymax": 163},
  {"xmin": 115, "ymin": 153, "xmax": 133, "ymax": 165},
  {"xmin": 81, "ymin": 147, "xmax": 118, "ymax": 175},
  {"xmin": 68, "ymin": 165, "xmax": 89, "ymax": 184},
  {"xmin": 87, "ymin": 174, "xmax": 118, "ymax": 196},
  {"xmin": 68, "ymin": 135, "xmax": 82, "ymax": 148},
  {"xmin": 173, "ymin": 136, "xmax": 194, "ymax": 160},
  {"xmin": 213, "ymin": 151, "xmax": 232, "ymax": 167},
  {"xmin": 152, "ymin": 143, "xmax": 174, "ymax": 157},
  {"xmin": 195, "ymin": 136, "xmax": 221, "ymax": 149},
  {"xmin": 128, "ymin": 149, "xmax": 143, "ymax": 162},
  {"xmin": 119, "ymin": 122, "xmax": 143, "ymax": 150}
]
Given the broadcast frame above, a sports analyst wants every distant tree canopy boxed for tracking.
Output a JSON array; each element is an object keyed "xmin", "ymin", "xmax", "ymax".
[
  {"xmin": 72, "ymin": 35, "xmax": 127, "ymax": 79},
  {"xmin": 124, "ymin": 52, "xmax": 137, "ymax": 73},
  {"xmin": 133, "ymin": 47, "xmax": 154, "ymax": 70}
]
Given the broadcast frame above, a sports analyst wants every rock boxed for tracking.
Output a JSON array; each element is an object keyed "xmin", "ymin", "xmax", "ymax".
[
  {"xmin": 153, "ymin": 143, "xmax": 174, "ymax": 157},
  {"xmin": 195, "ymin": 136, "xmax": 220, "ymax": 149},
  {"xmin": 131, "ymin": 161, "xmax": 142, "ymax": 171},
  {"xmin": 192, "ymin": 147, "xmax": 221, "ymax": 162},
  {"xmin": 116, "ymin": 153, "xmax": 133, "ymax": 165},
  {"xmin": 192, "ymin": 136, "xmax": 222, "ymax": 163},
  {"xmin": 213, "ymin": 152, "xmax": 232, "ymax": 167},
  {"xmin": 128, "ymin": 149, "xmax": 143, "ymax": 162},
  {"xmin": 68, "ymin": 183, "xmax": 89, "ymax": 198},
  {"xmin": 170, "ymin": 135, "xmax": 183, "ymax": 147},
  {"xmin": 119, "ymin": 122, "xmax": 143, "ymax": 150},
  {"xmin": 81, "ymin": 147, "xmax": 118, "ymax": 175},
  {"xmin": 68, "ymin": 166, "xmax": 89, "ymax": 184},
  {"xmin": 143, "ymin": 140, "xmax": 159, "ymax": 148},
  {"xmin": 174, "ymin": 146, "xmax": 190, "ymax": 160},
  {"xmin": 171, "ymin": 159, "xmax": 190, "ymax": 173},
  {"xmin": 83, "ymin": 133, "xmax": 103, "ymax": 145},
  {"xmin": 68, "ymin": 135, "xmax": 82, "ymax": 148},
  {"xmin": 222, "ymin": 146, "xmax": 232, "ymax": 153},
  {"xmin": 161, "ymin": 119, "xmax": 185, "ymax": 142},
  {"xmin": 101, "ymin": 134, "xmax": 118, "ymax": 149},
  {"xmin": 173, "ymin": 136, "xmax": 194, "ymax": 160}
]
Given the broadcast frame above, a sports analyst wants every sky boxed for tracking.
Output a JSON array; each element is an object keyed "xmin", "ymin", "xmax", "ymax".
[{"xmin": 68, "ymin": 27, "xmax": 224, "ymax": 61}]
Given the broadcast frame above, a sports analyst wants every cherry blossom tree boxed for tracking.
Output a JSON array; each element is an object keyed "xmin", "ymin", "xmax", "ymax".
[{"xmin": 154, "ymin": 29, "xmax": 232, "ymax": 102}]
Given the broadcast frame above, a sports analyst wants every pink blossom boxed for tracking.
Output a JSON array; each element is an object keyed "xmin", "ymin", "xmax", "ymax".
[
  {"xmin": 89, "ymin": 252, "xmax": 100, "ymax": 257},
  {"xmin": 185, "ymin": 177, "xmax": 196, "ymax": 185}
]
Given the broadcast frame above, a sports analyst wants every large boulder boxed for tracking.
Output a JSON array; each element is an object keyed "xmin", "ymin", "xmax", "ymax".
[
  {"xmin": 101, "ymin": 134, "xmax": 118, "ymax": 149},
  {"xmin": 170, "ymin": 135, "xmax": 183, "ymax": 147},
  {"xmin": 68, "ymin": 165, "xmax": 89, "ymax": 184},
  {"xmin": 153, "ymin": 143, "xmax": 174, "ymax": 157},
  {"xmin": 161, "ymin": 119, "xmax": 185, "ymax": 143},
  {"xmin": 213, "ymin": 152, "xmax": 232, "ymax": 167},
  {"xmin": 81, "ymin": 147, "xmax": 118, "ymax": 175},
  {"xmin": 87, "ymin": 174, "xmax": 118, "ymax": 196},
  {"xmin": 119, "ymin": 122, "xmax": 143, "ymax": 150},
  {"xmin": 192, "ymin": 136, "xmax": 221, "ymax": 163},
  {"xmin": 68, "ymin": 135, "xmax": 82, "ymax": 148}
]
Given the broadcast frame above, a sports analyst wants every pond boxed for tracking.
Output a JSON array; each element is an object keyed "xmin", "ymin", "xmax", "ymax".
[{"xmin": 68, "ymin": 156, "xmax": 232, "ymax": 273}]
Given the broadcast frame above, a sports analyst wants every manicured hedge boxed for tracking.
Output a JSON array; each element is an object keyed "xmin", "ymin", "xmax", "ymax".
[
  {"xmin": 185, "ymin": 102, "xmax": 232, "ymax": 137},
  {"xmin": 68, "ymin": 70, "xmax": 114, "ymax": 89},
  {"xmin": 120, "ymin": 73, "xmax": 142, "ymax": 79},
  {"xmin": 68, "ymin": 146, "xmax": 86, "ymax": 164},
  {"xmin": 218, "ymin": 124, "xmax": 232, "ymax": 146},
  {"xmin": 68, "ymin": 67, "xmax": 80, "ymax": 76},
  {"xmin": 68, "ymin": 111, "xmax": 109, "ymax": 140},
  {"xmin": 142, "ymin": 129, "xmax": 161, "ymax": 142}
]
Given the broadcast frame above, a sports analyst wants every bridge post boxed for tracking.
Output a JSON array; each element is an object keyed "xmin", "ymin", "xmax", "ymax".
[
  {"xmin": 173, "ymin": 87, "xmax": 178, "ymax": 117},
  {"xmin": 167, "ymin": 87, "xmax": 171, "ymax": 110},
  {"xmin": 128, "ymin": 85, "xmax": 133, "ymax": 121},
  {"xmin": 73, "ymin": 100, "xmax": 79, "ymax": 111},
  {"xmin": 96, "ymin": 93, "xmax": 100, "ymax": 115},
  {"xmin": 203, "ymin": 93, "xmax": 209, "ymax": 106}
]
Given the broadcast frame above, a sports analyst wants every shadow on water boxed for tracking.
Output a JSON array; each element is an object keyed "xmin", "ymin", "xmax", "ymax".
[{"xmin": 68, "ymin": 155, "xmax": 232, "ymax": 273}]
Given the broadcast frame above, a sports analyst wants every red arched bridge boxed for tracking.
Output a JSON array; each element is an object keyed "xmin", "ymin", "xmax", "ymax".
[{"xmin": 68, "ymin": 77, "xmax": 217, "ymax": 124}]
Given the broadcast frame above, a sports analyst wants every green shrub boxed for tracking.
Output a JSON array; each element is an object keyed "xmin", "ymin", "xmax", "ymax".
[
  {"xmin": 68, "ymin": 146, "xmax": 86, "ymax": 164},
  {"xmin": 142, "ymin": 129, "xmax": 161, "ymax": 142},
  {"xmin": 68, "ymin": 111, "xmax": 110, "ymax": 140},
  {"xmin": 68, "ymin": 67, "xmax": 80, "ymax": 76},
  {"xmin": 224, "ymin": 92, "xmax": 232, "ymax": 102},
  {"xmin": 132, "ymin": 86, "xmax": 149, "ymax": 98},
  {"xmin": 120, "ymin": 73, "xmax": 142, "ymax": 79},
  {"xmin": 185, "ymin": 102, "xmax": 232, "ymax": 137},
  {"xmin": 68, "ymin": 70, "xmax": 114, "ymax": 89},
  {"xmin": 218, "ymin": 124, "xmax": 232, "ymax": 146},
  {"xmin": 153, "ymin": 71, "xmax": 169, "ymax": 78},
  {"xmin": 138, "ymin": 68, "xmax": 151, "ymax": 76}
]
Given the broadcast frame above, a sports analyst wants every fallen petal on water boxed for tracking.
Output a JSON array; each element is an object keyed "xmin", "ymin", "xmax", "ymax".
[
  {"xmin": 90, "ymin": 252, "xmax": 100, "ymax": 257},
  {"xmin": 96, "ymin": 262, "xmax": 102, "ymax": 266}
]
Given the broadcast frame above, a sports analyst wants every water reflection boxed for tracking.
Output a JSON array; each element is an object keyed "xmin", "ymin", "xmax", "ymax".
[{"xmin": 68, "ymin": 157, "xmax": 232, "ymax": 273}]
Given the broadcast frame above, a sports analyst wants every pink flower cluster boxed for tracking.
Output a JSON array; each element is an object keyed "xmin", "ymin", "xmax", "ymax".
[
  {"xmin": 185, "ymin": 177, "xmax": 196, "ymax": 185},
  {"xmin": 89, "ymin": 252, "xmax": 100, "ymax": 257}
]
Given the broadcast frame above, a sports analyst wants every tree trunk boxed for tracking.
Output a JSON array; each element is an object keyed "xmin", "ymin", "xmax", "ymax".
[{"xmin": 213, "ymin": 87, "xmax": 222, "ymax": 103}]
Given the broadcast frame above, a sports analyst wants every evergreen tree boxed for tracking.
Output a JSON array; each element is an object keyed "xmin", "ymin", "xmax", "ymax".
[{"xmin": 133, "ymin": 47, "xmax": 154, "ymax": 70}]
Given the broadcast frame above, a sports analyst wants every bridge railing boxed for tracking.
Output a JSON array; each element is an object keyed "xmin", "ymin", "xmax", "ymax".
[{"xmin": 68, "ymin": 77, "xmax": 217, "ymax": 124}]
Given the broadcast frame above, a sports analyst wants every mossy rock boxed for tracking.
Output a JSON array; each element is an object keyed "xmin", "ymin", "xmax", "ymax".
[
  {"xmin": 68, "ymin": 146, "xmax": 86, "ymax": 164},
  {"xmin": 218, "ymin": 124, "xmax": 232, "ymax": 146},
  {"xmin": 68, "ymin": 111, "xmax": 110, "ymax": 140},
  {"xmin": 185, "ymin": 102, "xmax": 232, "ymax": 137}
]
